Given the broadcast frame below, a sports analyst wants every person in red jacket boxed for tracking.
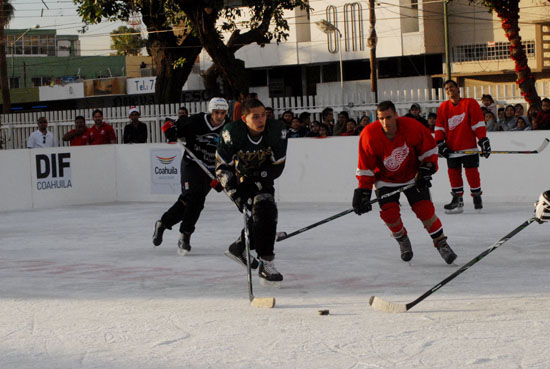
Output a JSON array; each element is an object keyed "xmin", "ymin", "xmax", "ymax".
[
  {"xmin": 89, "ymin": 109, "xmax": 117, "ymax": 145},
  {"xmin": 435, "ymin": 80, "xmax": 491, "ymax": 214},
  {"xmin": 62, "ymin": 116, "xmax": 90, "ymax": 146},
  {"xmin": 353, "ymin": 100, "xmax": 457, "ymax": 264}
]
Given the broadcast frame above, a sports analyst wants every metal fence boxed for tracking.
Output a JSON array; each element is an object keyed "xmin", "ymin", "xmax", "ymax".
[{"xmin": 2, "ymin": 81, "xmax": 550, "ymax": 150}]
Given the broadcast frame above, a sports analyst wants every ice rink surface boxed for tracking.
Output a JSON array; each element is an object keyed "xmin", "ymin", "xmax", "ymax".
[{"xmin": 1, "ymin": 199, "xmax": 549, "ymax": 369}]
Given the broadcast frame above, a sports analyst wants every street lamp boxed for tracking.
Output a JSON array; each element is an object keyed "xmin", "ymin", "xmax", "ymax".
[
  {"xmin": 11, "ymin": 24, "xmax": 40, "ymax": 80},
  {"xmin": 315, "ymin": 19, "xmax": 344, "ymax": 92}
]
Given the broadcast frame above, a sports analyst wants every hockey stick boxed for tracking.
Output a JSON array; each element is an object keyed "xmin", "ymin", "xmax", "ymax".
[
  {"xmin": 455, "ymin": 138, "xmax": 549, "ymax": 155},
  {"xmin": 369, "ymin": 216, "xmax": 538, "ymax": 313},
  {"xmin": 180, "ymin": 142, "xmax": 275, "ymax": 308},
  {"xmin": 276, "ymin": 183, "xmax": 417, "ymax": 242}
]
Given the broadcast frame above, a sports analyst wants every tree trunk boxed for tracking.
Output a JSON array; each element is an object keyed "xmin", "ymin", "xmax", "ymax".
[
  {"xmin": 141, "ymin": 1, "xmax": 202, "ymax": 103},
  {"xmin": 0, "ymin": 0, "xmax": 11, "ymax": 114},
  {"xmin": 494, "ymin": 4, "xmax": 541, "ymax": 109}
]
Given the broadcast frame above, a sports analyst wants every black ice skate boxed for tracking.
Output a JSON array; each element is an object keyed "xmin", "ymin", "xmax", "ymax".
[
  {"xmin": 444, "ymin": 193, "xmax": 464, "ymax": 214},
  {"xmin": 434, "ymin": 236, "xmax": 457, "ymax": 264},
  {"xmin": 177, "ymin": 232, "xmax": 192, "ymax": 255},
  {"xmin": 396, "ymin": 234, "xmax": 413, "ymax": 262},
  {"xmin": 258, "ymin": 257, "xmax": 283, "ymax": 288},
  {"xmin": 224, "ymin": 241, "xmax": 259, "ymax": 269},
  {"xmin": 152, "ymin": 220, "xmax": 165, "ymax": 247},
  {"xmin": 472, "ymin": 192, "xmax": 483, "ymax": 212}
]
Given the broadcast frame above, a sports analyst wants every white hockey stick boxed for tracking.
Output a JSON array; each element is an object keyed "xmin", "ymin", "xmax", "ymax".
[
  {"xmin": 455, "ymin": 138, "xmax": 549, "ymax": 155},
  {"xmin": 369, "ymin": 216, "xmax": 537, "ymax": 313}
]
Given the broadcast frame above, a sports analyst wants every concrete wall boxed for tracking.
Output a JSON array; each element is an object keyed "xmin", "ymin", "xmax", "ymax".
[{"xmin": 1, "ymin": 132, "xmax": 549, "ymax": 212}]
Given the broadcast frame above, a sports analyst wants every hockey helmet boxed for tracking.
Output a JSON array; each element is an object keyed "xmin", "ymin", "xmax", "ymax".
[{"xmin": 208, "ymin": 97, "xmax": 229, "ymax": 113}]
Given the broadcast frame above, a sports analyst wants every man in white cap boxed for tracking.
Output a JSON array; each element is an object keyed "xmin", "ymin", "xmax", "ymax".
[
  {"xmin": 123, "ymin": 107, "xmax": 148, "ymax": 143},
  {"xmin": 152, "ymin": 97, "xmax": 229, "ymax": 256}
]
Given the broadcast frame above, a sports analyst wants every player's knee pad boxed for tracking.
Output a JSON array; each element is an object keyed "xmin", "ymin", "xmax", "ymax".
[
  {"xmin": 181, "ymin": 192, "xmax": 206, "ymax": 210},
  {"xmin": 448, "ymin": 167, "xmax": 463, "ymax": 189},
  {"xmin": 252, "ymin": 193, "xmax": 278, "ymax": 225},
  {"xmin": 411, "ymin": 200, "xmax": 435, "ymax": 222},
  {"xmin": 380, "ymin": 202, "xmax": 403, "ymax": 233}
]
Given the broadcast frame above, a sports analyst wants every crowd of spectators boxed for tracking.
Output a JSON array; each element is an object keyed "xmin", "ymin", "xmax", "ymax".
[{"xmin": 480, "ymin": 94, "xmax": 550, "ymax": 131}]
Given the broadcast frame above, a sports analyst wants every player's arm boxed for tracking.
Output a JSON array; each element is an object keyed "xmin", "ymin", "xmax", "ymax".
[
  {"xmin": 434, "ymin": 105, "xmax": 451, "ymax": 158},
  {"xmin": 261, "ymin": 122, "xmax": 288, "ymax": 181},
  {"xmin": 414, "ymin": 128, "xmax": 439, "ymax": 190},
  {"xmin": 353, "ymin": 136, "xmax": 376, "ymax": 215},
  {"xmin": 469, "ymin": 100, "xmax": 491, "ymax": 158}
]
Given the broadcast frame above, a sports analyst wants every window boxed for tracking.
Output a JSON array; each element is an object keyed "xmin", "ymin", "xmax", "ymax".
[
  {"xmin": 9, "ymin": 77, "xmax": 20, "ymax": 89},
  {"xmin": 454, "ymin": 41, "xmax": 536, "ymax": 62}
]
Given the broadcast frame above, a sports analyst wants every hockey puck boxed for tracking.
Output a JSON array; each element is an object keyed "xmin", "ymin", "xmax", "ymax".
[{"xmin": 318, "ymin": 309, "xmax": 330, "ymax": 316}]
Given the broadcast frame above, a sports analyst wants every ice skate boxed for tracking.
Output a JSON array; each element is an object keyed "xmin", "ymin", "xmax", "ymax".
[
  {"xmin": 177, "ymin": 232, "xmax": 192, "ymax": 256},
  {"xmin": 258, "ymin": 257, "xmax": 283, "ymax": 288},
  {"xmin": 396, "ymin": 234, "xmax": 413, "ymax": 262},
  {"xmin": 152, "ymin": 220, "xmax": 165, "ymax": 247},
  {"xmin": 434, "ymin": 236, "xmax": 457, "ymax": 264},
  {"xmin": 224, "ymin": 241, "xmax": 259, "ymax": 269},
  {"xmin": 444, "ymin": 193, "xmax": 464, "ymax": 214},
  {"xmin": 472, "ymin": 192, "xmax": 483, "ymax": 212}
]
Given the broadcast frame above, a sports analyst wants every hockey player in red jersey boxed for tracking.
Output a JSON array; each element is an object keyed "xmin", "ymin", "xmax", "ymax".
[
  {"xmin": 353, "ymin": 101, "xmax": 457, "ymax": 264},
  {"xmin": 435, "ymin": 79, "xmax": 491, "ymax": 213}
]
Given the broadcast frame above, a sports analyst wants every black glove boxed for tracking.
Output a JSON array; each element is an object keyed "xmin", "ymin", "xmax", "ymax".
[
  {"xmin": 437, "ymin": 140, "xmax": 451, "ymax": 159},
  {"xmin": 478, "ymin": 137, "xmax": 491, "ymax": 158},
  {"xmin": 415, "ymin": 162, "xmax": 435, "ymax": 191},
  {"xmin": 228, "ymin": 188, "xmax": 252, "ymax": 213},
  {"xmin": 352, "ymin": 188, "xmax": 372, "ymax": 215}
]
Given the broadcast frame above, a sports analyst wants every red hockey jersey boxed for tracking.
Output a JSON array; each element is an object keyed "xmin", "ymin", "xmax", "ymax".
[
  {"xmin": 434, "ymin": 98, "xmax": 486, "ymax": 156},
  {"xmin": 356, "ymin": 117, "xmax": 438, "ymax": 189}
]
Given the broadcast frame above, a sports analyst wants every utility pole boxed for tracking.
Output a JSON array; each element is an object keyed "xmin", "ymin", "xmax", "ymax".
[
  {"xmin": 444, "ymin": 0, "xmax": 451, "ymax": 81},
  {"xmin": 368, "ymin": 0, "xmax": 378, "ymax": 103},
  {"xmin": 0, "ymin": 0, "xmax": 12, "ymax": 114}
]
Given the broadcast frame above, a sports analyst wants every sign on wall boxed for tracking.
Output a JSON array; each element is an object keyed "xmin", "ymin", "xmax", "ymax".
[
  {"xmin": 34, "ymin": 153, "xmax": 72, "ymax": 190},
  {"xmin": 150, "ymin": 148, "xmax": 181, "ymax": 194},
  {"xmin": 127, "ymin": 77, "xmax": 156, "ymax": 95}
]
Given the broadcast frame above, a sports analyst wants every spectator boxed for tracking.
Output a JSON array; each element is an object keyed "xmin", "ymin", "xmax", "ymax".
[
  {"xmin": 62, "ymin": 116, "xmax": 90, "ymax": 146},
  {"xmin": 340, "ymin": 119, "xmax": 358, "ymax": 136},
  {"xmin": 321, "ymin": 107, "xmax": 335, "ymax": 134},
  {"xmin": 28, "ymin": 116, "xmax": 55, "ymax": 148},
  {"xmin": 281, "ymin": 110, "xmax": 294, "ymax": 128},
  {"xmin": 333, "ymin": 111, "xmax": 349, "ymax": 136},
  {"xmin": 534, "ymin": 98, "xmax": 550, "ymax": 130},
  {"xmin": 299, "ymin": 111, "xmax": 312, "ymax": 136},
  {"xmin": 427, "ymin": 112, "xmax": 437, "ymax": 133},
  {"xmin": 318, "ymin": 123, "xmax": 330, "ymax": 138},
  {"xmin": 497, "ymin": 105, "xmax": 517, "ymax": 131},
  {"xmin": 123, "ymin": 107, "xmax": 148, "ymax": 144},
  {"xmin": 89, "ymin": 109, "xmax": 117, "ymax": 145},
  {"xmin": 405, "ymin": 103, "xmax": 429, "ymax": 128},
  {"xmin": 232, "ymin": 91, "xmax": 245, "ymax": 121},
  {"xmin": 527, "ymin": 105, "xmax": 539, "ymax": 125},
  {"xmin": 288, "ymin": 117, "xmax": 304, "ymax": 138},
  {"xmin": 497, "ymin": 107, "xmax": 505, "ymax": 121},
  {"xmin": 484, "ymin": 111, "xmax": 498, "ymax": 132},
  {"xmin": 481, "ymin": 94, "xmax": 497, "ymax": 117},
  {"xmin": 514, "ymin": 103, "xmax": 524, "ymax": 119},
  {"xmin": 178, "ymin": 106, "xmax": 189, "ymax": 119},
  {"xmin": 356, "ymin": 114, "xmax": 371, "ymax": 134},
  {"xmin": 514, "ymin": 116, "xmax": 531, "ymax": 131},
  {"xmin": 265, "ymin": 107, "xmax": 275, "ymax": 120},
  {"xmin": 306, "ymin": 121, "xmax": 321, "ymax": 137}
]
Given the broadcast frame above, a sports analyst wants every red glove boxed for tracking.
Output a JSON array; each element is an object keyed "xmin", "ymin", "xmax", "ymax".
[
  {"xmin": 210, "ymin": 179, "xmax": 223, "ymax": 193},
  {"xmin": 161, "ymin": 119, "xmax": 175, "ymax": 133}
]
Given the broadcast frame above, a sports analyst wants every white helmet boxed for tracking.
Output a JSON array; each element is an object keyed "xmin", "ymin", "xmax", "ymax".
[{"xmin": 208, "ymin": 97, "xmax": 229, "ymax": 113}]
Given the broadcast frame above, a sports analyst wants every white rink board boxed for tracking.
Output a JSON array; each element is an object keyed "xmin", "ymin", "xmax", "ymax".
[{"xmin": 1, "ymin": 131, "xmax": 549, "ymax": 211}]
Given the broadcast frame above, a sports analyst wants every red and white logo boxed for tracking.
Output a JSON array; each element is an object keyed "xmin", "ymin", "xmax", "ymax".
[
  {"xmin": 383, "ymin": 143, "xmax": 409, "ymax": 172},
  {"xmin": 448, "ymin": 112, "xmax": 465, "ymax": 130}
]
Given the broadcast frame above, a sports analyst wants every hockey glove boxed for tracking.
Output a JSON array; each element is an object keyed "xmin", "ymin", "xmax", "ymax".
[
  {"xmin": 229, "ymin": 189, "xmax": 252, "ymax": 213},
  {"xmin": 437, "ymin": 140, "xmax": 451, "ymax": 159},
  {"xmin": 352, "ymin": 188, "xmax": 372, "ymax": 215},
  {"xmin": 415, "ymin": 162, "xmax": 435, "ymax": 191},
  {"xmin": 535, "ymin": 190, "xmax": 550, "ymax": 223},
  {"xmin": 478, "ymin": 137, "xmax": 491, "ymax": 158},
  {"xmin": 209, "ymin": 179, "xmax": 223, "ymax": 193},
  {"xmin": 162, "ymin": 118, "xmax": 178, "ymax": 143}
]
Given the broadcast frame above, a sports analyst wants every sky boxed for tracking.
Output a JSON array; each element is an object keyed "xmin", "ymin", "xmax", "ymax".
[{"xmin": 8, "ymin": 0, "xmax": 134, "ymax": 56}]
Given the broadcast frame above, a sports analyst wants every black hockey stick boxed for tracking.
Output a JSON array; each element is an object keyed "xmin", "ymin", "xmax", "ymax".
[
  {"xmin": 369, "ymin": 216, "xmax": 538, "ymax": 313},
  {"xmin": 276, "ymin": 183, "xmax": 417, "ymax": 242},
  {"xmin": 455, "ymin": 138, "xmax": 549, "ymax": 155},
  {"xmin": 180, "ymin": 142, "xmax": 275, "ymax": 308}
]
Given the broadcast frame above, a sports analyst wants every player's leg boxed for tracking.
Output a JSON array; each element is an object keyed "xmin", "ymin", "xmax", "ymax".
[
  {"xmin": 463, "ymin": 154, "xmax": 482, "ymax": 211},
  {"xmin": 377, "ymin": 187, "xmax": 412, "ymax": 261},
  {"xmin": 405, "ymin": 187, "xmax": 457, "ymax": 264},
  {"xmin": 444, "ymin": 157, "xmax": 465, "ymax": 214}
]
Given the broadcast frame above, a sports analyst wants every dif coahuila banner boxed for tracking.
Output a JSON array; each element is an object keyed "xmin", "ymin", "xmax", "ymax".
[{"xmin": 150, "ymin": 148, "xmax": 181, "ymax": 194}]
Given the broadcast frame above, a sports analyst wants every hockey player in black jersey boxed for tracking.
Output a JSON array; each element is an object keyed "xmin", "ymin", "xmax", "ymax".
[
  {"xmin": 152, "ymin": 97, "xmax": 229, "ymax": 255},
  {"xmin": 216, "ymin": 98, "xmax": 288, "ymax": 285}
]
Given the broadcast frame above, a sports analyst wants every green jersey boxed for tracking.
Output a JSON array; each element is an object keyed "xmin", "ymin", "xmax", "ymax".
[{"xmin": 216, "ymin": 119, "xmax": 288, "ymax": 185}]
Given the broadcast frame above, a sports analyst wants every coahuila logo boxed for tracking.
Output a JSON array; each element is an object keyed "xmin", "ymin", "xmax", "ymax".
[
  {"xmin": 154, "ymin": 155, "xmax": 178, "ymax": 175},
  {"xmin": 35, "ymin": 153, "xmax": 72, "ymax": 190}
]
